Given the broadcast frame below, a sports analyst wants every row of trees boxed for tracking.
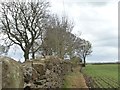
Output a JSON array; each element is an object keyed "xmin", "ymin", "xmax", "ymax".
[{"xmin": 0, "ymin": 1, "xmax": 92, "ymax": 66}]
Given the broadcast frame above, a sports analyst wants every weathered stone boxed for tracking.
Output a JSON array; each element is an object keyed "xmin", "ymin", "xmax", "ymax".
[
  {"xmin": 0, "ymin": 56, "xmax": 24, "ymax": 88},
  {"xmin": 32, "ymin": 62, "xmax": 46, "ymax": 75},
  {"xmin": 23, "ymin": 61, "xmax": 38, "ymax": 84},
  {"xmin": 34, "ymin": 79, "xmax": 46, "ymax": 85},
  {"xmin": 45, "ymin": 69, "xmax": 51, "ymax": 75}
]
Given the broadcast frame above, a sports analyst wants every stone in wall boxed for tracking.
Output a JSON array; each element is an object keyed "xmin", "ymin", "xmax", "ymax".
[{"xmin": 0, "ymin": 56, "xmax": 24, "ymax": 88}]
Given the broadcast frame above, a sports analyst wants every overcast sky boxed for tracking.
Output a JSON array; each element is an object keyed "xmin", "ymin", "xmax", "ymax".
[
  {"xmin": 49, "ymin": 0, "xmax": 118, "ymax": 63},
  {"xmin": 7, "ymin": 0, "xmax": 118, "ymax": 63}
]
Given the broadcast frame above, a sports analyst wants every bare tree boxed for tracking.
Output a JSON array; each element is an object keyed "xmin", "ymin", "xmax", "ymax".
[
  {"xmin": 76, "ymin": 40, "xmax": 92, "ymax": 67},
  {"xmin": 0, "ymin": 1, "xmax": 49, "ymax": 61},
  {"xmin": 42, "ymin": 15, "xmax": 74, "ymax": 58}
]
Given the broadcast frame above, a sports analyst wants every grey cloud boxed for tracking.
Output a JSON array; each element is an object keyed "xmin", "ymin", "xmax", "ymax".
[
  {"xmin": 87, "ymin": 2, "xmax": 108, "ymax": 6},
  {"xmin": 63, "ymin": 0, "xmax": 114, "ymax": 7},
  {"xmin": 94, "ymin": 39, "xmax": 118, "ymax": 47},
  {"xmin": 76, "ymin": 2, "xmax": 108, "ymax": 7}
]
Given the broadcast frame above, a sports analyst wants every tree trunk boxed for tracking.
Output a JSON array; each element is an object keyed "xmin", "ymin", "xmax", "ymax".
[
  {"xmin": 31, "ymin": 46, "xmax": 35, "ymax": 59},
  {"xmin": 24, "ymin": 50, "xmax": 29, "ymax": 61},
  {"xmin": 32, "ymin": 52, "xmax": 35, "ymax": 59},
  {"xmin": 83, "ymin": 56, "xmax": 86, "ymax": 67}
]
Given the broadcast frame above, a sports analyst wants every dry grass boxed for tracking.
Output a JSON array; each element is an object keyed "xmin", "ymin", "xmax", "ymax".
[{"xmin": 63, "ymin": 66, "xmax": 88, "ymax": 88}]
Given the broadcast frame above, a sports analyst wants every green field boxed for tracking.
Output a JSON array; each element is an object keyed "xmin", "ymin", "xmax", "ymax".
[{"xmin": 83, "ymin": 64, "xmax": 119, "ymax": 88}]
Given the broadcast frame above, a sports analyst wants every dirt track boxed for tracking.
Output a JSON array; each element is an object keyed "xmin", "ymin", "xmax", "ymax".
[{"xmin": 63, "ymin": 66, "xmax": 88, "ymax": 88}]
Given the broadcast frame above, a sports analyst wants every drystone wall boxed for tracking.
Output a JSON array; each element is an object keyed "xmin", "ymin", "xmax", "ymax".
[
  {"xmin": 23, "ymin": 56, "xmax": 73, "ymax": 88},
  {"xmin": 0, "ymin": 56, "xmax": 75, "ymax": 89}
]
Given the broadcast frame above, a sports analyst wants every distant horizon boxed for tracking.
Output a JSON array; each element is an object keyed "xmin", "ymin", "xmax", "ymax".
[
  {"xmin": 86, "ymin": 61, "xmax": 119, "ymax": 63},
  {"xmin": 1, "ymin": 54, "xmax": 119, "ymax": 63}
]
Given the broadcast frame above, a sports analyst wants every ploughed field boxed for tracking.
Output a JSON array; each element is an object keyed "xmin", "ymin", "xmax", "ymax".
[{"xmin": 83, "ymin": 64, "xmax": 119, "ymax": 88}]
